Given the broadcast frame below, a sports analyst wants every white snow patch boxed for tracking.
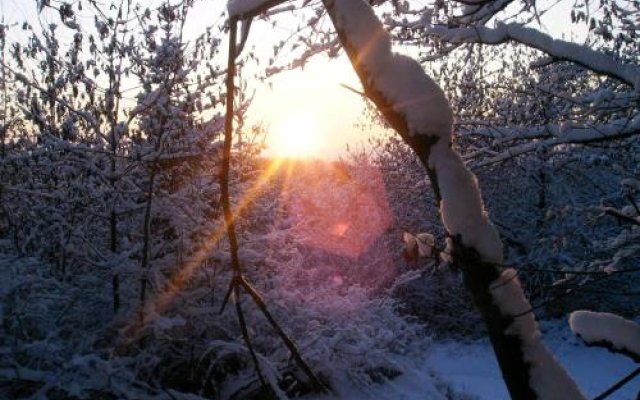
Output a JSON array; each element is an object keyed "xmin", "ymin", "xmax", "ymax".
[
  {"xmin": 569, "ymin": 311, "xmax": 640, "ymax": 359},
  {"xmin": 429, "ymin": 140, "xmax": 503, "ymax": 263},
  {"xmin": 427, "ymin": 320, "xmax": 639, "ymax": 399},
  {"xmin": 377, "ymin": 54, "xmax": 454, "ymax": 137},
  {"xmin": 426, "ymin": 22, "xmax": 640, "ymax": 89}
]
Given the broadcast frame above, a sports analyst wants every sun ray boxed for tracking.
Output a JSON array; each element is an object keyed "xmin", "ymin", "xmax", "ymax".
[{"xmin": 124, "ymin": 158, "xmax": 286, "ymax": 338}]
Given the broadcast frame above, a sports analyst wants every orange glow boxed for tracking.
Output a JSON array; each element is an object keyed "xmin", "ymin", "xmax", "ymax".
[
  {"xmin": 331, "ymin": 222, "xmax": 349, "ymax": 237},
  {"xmin": 248, "ymin": 56, "xmax": 375, "ymax": 159},
  {"xmin": 124, "ymin": 159, "xmax": 396, "ymax": 339},
  {"xmin": 122, "ymin": 158, "xmax": 287, "ymax": 338}
]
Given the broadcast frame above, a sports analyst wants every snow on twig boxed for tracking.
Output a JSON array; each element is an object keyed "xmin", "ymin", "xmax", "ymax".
[
  {"xmin": 469, "ymin": 114, "xmax": 640, "ymax": 166},
  {"xmin": 488, "ymin": 269, "xmax": 585, "ymax": 399},
  {"xmin": 427, "ymin": 22, "xmax": 640, "ymax": 90},
  {"xmin": 227, "ymin": 0, "xmax": 289, "ymax": 18},
  {"xmin": 569, "ymin": 311, "xmax": 640, "ymax": 362}
]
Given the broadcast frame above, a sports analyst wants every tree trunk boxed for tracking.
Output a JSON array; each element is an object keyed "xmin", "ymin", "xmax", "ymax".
[
  {"xmin": 320, "ymin": 0, "xmax": 584, "ymax": 398},
  {"xmin": 139, "ymin": 165, "xmax": 157, "ymax": 323}
]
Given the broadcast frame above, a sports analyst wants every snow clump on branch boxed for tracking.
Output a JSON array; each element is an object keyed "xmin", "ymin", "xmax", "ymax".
[
  {"xmin": 569, "ymin": 311, "xmax": 640, "ymax": 360},
  {"xmin": 330, "ymin": 0, "xmax": 453, "ymax": 138}
]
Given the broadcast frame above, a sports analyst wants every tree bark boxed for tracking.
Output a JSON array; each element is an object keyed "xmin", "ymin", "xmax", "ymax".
[{"xmin": 320, "ymin": 0, "xmax": 584, "ymax": 398}]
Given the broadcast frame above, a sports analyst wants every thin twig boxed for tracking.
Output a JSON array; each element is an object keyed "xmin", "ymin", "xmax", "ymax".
[
  {"xmin": 602, "ymin": 207, "xmax": 640, "ymax": 226},
  {"xmin": 220, "ymin": 16, "xmax": 327, "ymax": 394},
  {"xmin": 234, "ymin": 286, "xmax": 267, "ymax": 388},
  {"xmin": 221, "ymin": 18, "xmax": 269, "ymax": 386},
  {"xmin": 593, "ymin": 367, "xmax": 640, "ymax": 400},
  {"xmin": 240, "ymin": 277, "xmax": 326, "ymax": 391}
]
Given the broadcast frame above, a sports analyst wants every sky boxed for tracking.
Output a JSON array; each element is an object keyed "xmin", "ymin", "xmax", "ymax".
[
  {"xmin": 0, "ymin": 0, "xmax": 576, "ymax": 159},
  {"xmin": 0, "ymin": 0, "xmax": 378, "ymax": 159},
  {"xmin": 187, "ymin": 0, "xmax": 385, "ymax": 158},
  {"xmin": 246, "ymin": 54, "xmax": 379, "ymax": 158},
  {"xmin": 203, "ymin": 0, "xmax": 577, "ymax": 159}
]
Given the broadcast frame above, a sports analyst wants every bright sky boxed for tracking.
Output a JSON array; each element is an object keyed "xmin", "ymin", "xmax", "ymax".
[
  {"xmin": 186, "ymin": 1, "xmax": 377, "ymax": 159},
  {"xmin": 0, "ymin": 0, "xmax": 575, "ymax": 159},
  {"xmin": 248, "ymin": 56, "xmax": 376, "ymax": 158},
  {"xmin": 1, "ymin": 0, "xmax": 376, "ymax": 159}
]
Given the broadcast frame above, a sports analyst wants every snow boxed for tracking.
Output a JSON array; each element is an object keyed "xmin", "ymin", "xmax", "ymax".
[
  {"xmin": 426, "ymin": 321, "xmax": 639, "ymax": 399},
  {"xmin": 569, "ymin": 311, "xmax": 640, "ymax": 359},
  {"xmin": 429, "ymin": 140, "xmax": 503, "ymax": 264},
  {"xmin": 329, "ymin": 0, "xmax": 453, "ymax": 138},
  {"xmin": 426, "ymin": 23, "xmax": 640, "ymax": 90},
  {"xmin": 302, "ymin": 320, "xmax": 639, "ymax": 400},
  {"xmin": 470, "ymin": 114, "xmax": 640, "ymax": 167},
  {"xmin": 307, "ymin": 356, "xmax": 449, "ymax": 400},
  {"xmin": 427, "ymin": 342, "xmax": 509, "ymax": 399},
  {"xmin": 489, "ymin": 269, "xmax": 585, "ymax": 399},
  {"xmin": 378, "ymin": 54, "xmax": 454, "ymax": 137},
  {"xmin": 455, "ymin": 0, "xmax": 512, "ymax": 24}
]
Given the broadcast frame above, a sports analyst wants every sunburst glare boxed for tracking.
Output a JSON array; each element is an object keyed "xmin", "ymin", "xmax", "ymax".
[{"xmin": 269, "ymin": 112, "xmax": 324, "ymax": 158}]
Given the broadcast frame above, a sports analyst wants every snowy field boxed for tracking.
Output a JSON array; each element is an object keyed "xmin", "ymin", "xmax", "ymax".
[
  {"xmin": 304, "ymin": 322, "xmax": 639, "ymax": 400},
  {"xmin": 307, "ymin": 328, "xmax": 640, "ymax": 400},
  {"xmin": 426, "ymin": 324, "xmax": 639, "ymax": 400}
]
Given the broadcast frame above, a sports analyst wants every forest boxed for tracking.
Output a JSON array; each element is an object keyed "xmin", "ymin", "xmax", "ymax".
[{"xmin": 0, "ymin": 0, "xmax": 639, "ymax": 399}]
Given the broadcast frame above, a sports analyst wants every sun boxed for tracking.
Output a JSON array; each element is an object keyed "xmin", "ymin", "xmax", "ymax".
[{"xmin": 269, "ymin": 113, "xmax": 323, "ymax": 158}]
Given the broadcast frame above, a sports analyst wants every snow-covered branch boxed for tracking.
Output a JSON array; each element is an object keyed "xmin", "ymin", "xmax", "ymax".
[
  {"xmin": 427, "ymin": 22, "xmax": 640, "ymax": 90},
  {"xmin": 321, "ymin": 0, "xmax": 585, "ymax": 398},
  {"xmin": 452, "ymin": 0, "xmax": 515, "ymax": 24},
  {"xmin": 469, "ymin": 114, "xmax": 640, "ymax": 167},
  {"xmin": 569, "ymin": 311, "xmax": 640, "ymax": 362},
  {"xmin": 321, "ymin": 0, "xmax": 502, "ymax": 263},
  {"xmin": 463, "ymin": 114, "xmax": 640, "ymax": 140},
  {"xmin": 1, "ymin": 63, "xmax": 102, "ymax": 135}
]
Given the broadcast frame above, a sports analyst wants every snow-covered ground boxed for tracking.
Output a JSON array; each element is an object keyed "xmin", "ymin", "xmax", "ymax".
[
  {"xmin": 2, "ymin": 159, "xmax": 639, "ymax": 400},
  {"xmin": 426, "ymin": 321, "xmax": 639, "ymax": 400},
  {"xmin": 306, "ymin": 320, "xmax": 639, "ymax": 400}
]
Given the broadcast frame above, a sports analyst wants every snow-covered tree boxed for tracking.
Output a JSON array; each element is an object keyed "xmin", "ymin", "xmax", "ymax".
[
  {"xmin": 1, "ymin": 0, "xmax": 637, "ymax": 398},
  {"xmin": 0, "ymin": 0, "xmax": 229, "ymax": 314},
  {"xmin": 227, "ymin": 0, "xmax": 639, "ymax": 398}
]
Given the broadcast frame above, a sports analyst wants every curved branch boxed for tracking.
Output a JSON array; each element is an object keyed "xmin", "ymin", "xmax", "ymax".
[
  {"xmin": 227, "ymin": 0, "xmax": 289, "ymax": 19},
  {"xmin": 454, "ymin": 0, "xmax": 515, "ymax": 24},
  {"xmin": 221, "ymin": 16, "xmax": 327, "ymax": 394},
  {"xmin": 320, "ymin": 0, "xmax": 584, "ymax": 398},
  {"xmin": 427, "ymin": 22, "xmax": 640, "ymax": 89}
]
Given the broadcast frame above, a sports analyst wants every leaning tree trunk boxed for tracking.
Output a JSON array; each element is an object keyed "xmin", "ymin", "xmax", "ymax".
[{"xmin": 320, "ymin": 0, "xmax": 584, "ymax": 398}]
